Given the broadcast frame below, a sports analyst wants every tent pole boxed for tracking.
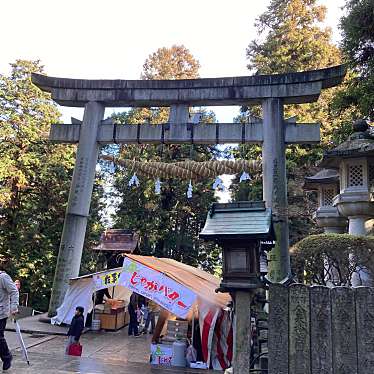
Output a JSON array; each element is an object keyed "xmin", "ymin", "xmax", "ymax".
[
  {"xmin": 191, "ymin": 311, "xmax": 195, "ymax": 346},
  {"xmin": 191, "ymin": 305, "xmax": 196, "ymax": 346},
  {"xmin": 92, "ymin": 292, "xmax": 97, "ymax": 321}
]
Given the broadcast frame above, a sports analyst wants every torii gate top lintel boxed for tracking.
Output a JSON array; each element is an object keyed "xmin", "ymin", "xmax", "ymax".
[{"xmin": 31, "ymin": 65, "xmax": 346, "ymax": 108}]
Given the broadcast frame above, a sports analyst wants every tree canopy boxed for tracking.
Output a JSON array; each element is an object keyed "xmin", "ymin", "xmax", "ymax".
[
  {"xmin": 141, "ymin": 45, "xmax": 200, "ymax": 80},
  {"xmin": 247, "ymin": 0, "xmax": 340, "ymax": 74},
  {"xmin": 339, "ymin": 0, "xmax": 374, "ymax": 118},
  {"xmin": 233, "ymin": 0, "xmax": 356, "ymax": 252},
  {"xmin": 0, "ymin": 60, "xmax": 104, "ymax": 310}
]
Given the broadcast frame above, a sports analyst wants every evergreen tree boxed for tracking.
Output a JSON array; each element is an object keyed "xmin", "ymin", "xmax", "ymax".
[
  {"xmin": 233, "ymin": 0, "xmax": 352, "ymax": 248},
  {"xmin": 0, "ymin": 60, "xmax": 104, "ymax": 310},
  {"xmin": 247, "ymin": 0, "xmax": 340, "ymax": 73},
  {"xmin": 339, "ymin": 0, "xmax": 374, "ymax": 118}
]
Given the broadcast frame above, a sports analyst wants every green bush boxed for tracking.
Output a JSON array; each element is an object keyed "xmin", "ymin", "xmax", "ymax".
[{"xmin": 291, "ymin": 234, "xmax": 374, "ymax": 286}]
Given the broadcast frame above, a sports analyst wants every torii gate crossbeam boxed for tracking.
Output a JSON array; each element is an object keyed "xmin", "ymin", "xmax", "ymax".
[{"xmin": 31, "ymin": 65, "xmax": 346, "ymax": 316}]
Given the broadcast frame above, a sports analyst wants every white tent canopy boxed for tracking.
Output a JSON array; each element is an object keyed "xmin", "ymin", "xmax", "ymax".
[{"xmin": 51, "ymin": 267, "xmax": 132, "ymax": 325}]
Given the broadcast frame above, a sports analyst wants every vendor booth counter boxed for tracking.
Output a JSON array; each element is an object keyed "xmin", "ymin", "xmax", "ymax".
[{"xmin": 95, "ymin": 300, "xmax": 129, "ymax": 331}]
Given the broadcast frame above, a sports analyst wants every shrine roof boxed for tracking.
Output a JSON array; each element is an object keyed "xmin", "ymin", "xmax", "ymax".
[
  {"xmin": 200, "ymin": 201, "xmax": 274, "ymax": 240},
  {"xmin": 92, "ymin": 229, "xmax": 139, "ymax": 252},
  {"xmin": 31, "ymin": 65, "xmax": 346, "ymax": 107}
]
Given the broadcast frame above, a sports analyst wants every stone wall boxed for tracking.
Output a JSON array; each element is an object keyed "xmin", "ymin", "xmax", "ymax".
[{"xmin": 268, "ymin": 284, "xmax": 374, "ymax": 374}]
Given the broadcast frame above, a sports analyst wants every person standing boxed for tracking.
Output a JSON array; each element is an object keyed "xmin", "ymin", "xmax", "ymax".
[
  {"xmin": 128, "ymin": 293, "xmax": 140, "ymax": 337},
  {"xmin": 0, "ymin": 259, "xmax": 19, "ymax": 371},
  {"xmin": 143, "ymin": 299, "xmax": 159, "ymax": 334},
  {"xmin": 85, "ymin": 288, "xmax": 111, "ymax": 327},
  {"xmin": 66, "ymin": 306, "xmax": 85, "ymax": 354}
]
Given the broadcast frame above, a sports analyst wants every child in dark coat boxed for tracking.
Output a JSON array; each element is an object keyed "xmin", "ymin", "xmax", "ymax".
[{"xmin": 66, "ymin": 306, "xmax": 85, "ymax": 354}]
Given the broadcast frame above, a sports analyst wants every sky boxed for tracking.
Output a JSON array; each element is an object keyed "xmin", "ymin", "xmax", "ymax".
[
  {"xmin": 0, "ymin": 0, "xmax": 346, "ymax": 203},
  {"xmin": 1, "ymin": 0, "xmax": 346, "ymax": 124}
]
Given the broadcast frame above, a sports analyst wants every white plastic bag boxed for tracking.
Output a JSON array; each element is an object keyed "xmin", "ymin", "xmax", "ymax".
[{"xmin": 186, "ymin": 343, "xmax": 197, "ymax": 365}]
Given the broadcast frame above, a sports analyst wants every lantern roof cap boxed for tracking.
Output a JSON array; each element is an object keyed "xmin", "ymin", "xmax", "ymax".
[
  {"xmin": 320, "ymin": 120, "xmax": 374, "ymax": 168},
  {"xmin": 199, "ymin": 201, "xmax": 274, "ymax": 240},
  {"xmin": 304, "ymin": 169, "xmax": 339, "ymax": 190}
]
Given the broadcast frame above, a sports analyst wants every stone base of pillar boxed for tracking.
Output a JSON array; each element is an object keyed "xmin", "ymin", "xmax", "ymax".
[{"xmin": 48, "ymin": 214, "xmax": 88, "ymax": 316}]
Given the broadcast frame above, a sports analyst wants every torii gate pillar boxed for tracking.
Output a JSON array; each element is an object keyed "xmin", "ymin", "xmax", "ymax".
[
  {"xmin": 48, "ymin": 102, "xmax": 104, "ymax": 315},
  {"xmin": 262, "ymin": 98, "xmax": 291, "ymax": 281}
]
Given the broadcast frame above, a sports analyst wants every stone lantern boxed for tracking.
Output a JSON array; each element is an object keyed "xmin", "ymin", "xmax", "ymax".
[
  {"xmin": 304, "ymin": 169, "xmax": 347, "ymax": 233},
  {"xmin": 199, "ymin": 201, "xmax": 274, "ymax": 373},
  {"xmin": 320, "ymin": 119, "xmax": 374, "ymax": 236},
  {"xmin": 200, "ymin": 201, "xmax": 274, "ymax": 291}
]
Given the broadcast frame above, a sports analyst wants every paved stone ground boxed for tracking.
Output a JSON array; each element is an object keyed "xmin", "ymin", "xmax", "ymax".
[
  {"xmin": 8, "ymin": 352, "xmax": 211, "ymax": 373},
  {"xmin": 5, "ymin": 330, "xmax": 56, "ymax": 351},
  {"xmin": 6, "ymin": 314, "xmax": 68, "ymax": 335},
  {"xmin": 7, "ymin": 329, "xmax": 215, "ymax": 373}
]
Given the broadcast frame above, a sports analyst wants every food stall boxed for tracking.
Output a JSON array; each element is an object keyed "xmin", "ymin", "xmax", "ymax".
[
  {"xmin": 119, "ymin": 255, "xmax": 233, "ymax": 370},
  {"xmin": 51, "ymin": 267, "xmax": 132, "ymax": 331},
  {"xmin": 52, "ymin": 254, "xmax": 233, "ymax": 370}
]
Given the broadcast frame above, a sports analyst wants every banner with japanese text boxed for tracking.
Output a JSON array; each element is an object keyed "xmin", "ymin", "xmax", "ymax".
[
  {"xmin": 119, "ymin": 258, "xmax": 197, "ymax": 319},
  {"xmin": 94, "ymin": 269, "xmax": 122, "ymax": 291}
]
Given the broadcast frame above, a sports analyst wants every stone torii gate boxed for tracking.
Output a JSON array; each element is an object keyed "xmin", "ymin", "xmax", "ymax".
[{"xmin": 32, "ymin": 65, "xmax": 346, "ymax": 315}]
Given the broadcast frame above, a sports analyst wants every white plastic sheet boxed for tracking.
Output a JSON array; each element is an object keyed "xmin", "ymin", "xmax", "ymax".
[{"xmin": 51, "ymin": 278, "xmax": 95, "ymax": 325}]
